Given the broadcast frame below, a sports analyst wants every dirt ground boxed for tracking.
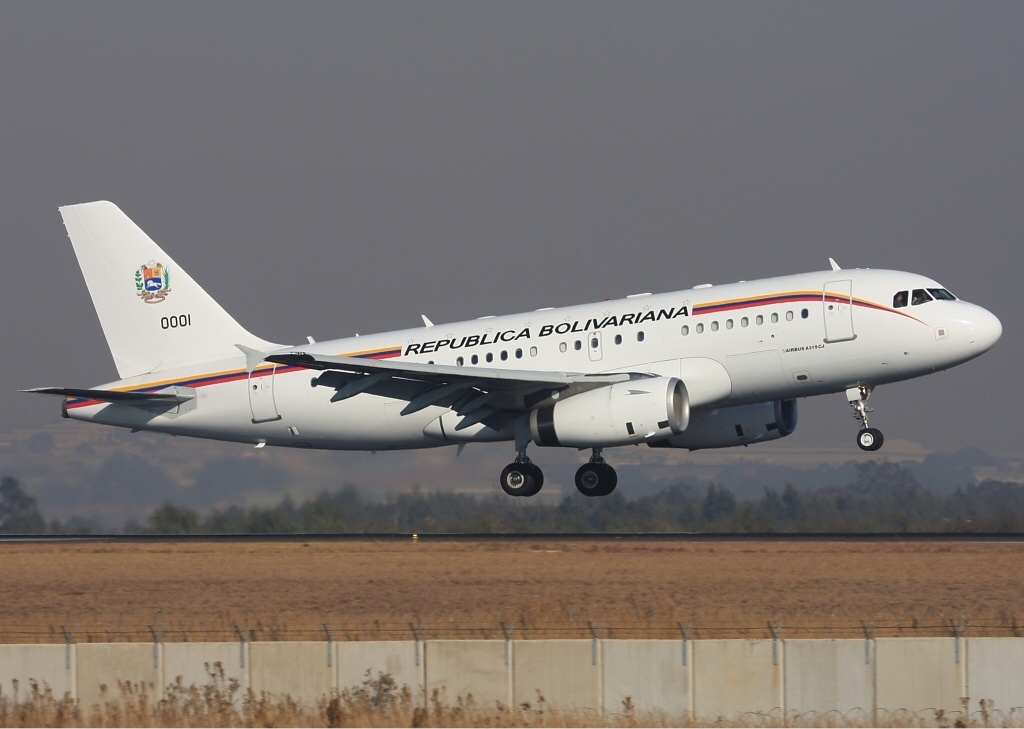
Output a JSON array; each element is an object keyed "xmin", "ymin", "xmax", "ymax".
[{"xmin": 2, "ymin": 539, "xmax": 1022, "ymax": 644}]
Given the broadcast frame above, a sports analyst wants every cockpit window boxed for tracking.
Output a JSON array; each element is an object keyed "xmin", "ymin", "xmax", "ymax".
[
  {"xmin": 911, "ymin": 289, "xmax": 933, "ymax": 306},
  {"xmin": 928, "ymin": 288, "xmax": 957, "ymax": 301},
  {"xmin": 893, "ymin": 291, "xmax": 908, "ymax": 308}
]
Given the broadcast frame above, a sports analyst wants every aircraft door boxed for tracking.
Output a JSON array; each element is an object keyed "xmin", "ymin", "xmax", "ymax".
[
  {"xmin": 588, "ymin": 331, "xmax": 604, "ymax": 362},
  {"xmin": 248, "ymin": 367, "xmax": 282, "ymax": 423},
  {"xmin": 823, "ymin": 279, "xmax": 856, "ymax": 343}
]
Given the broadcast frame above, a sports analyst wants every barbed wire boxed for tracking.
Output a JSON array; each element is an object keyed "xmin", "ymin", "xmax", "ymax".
[{"xmin": 1, "ymin": 603, "xmax": 1020, "ymax": 643}]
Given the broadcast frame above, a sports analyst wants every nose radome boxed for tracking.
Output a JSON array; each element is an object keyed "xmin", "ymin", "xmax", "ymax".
[{"xmin": 969, "ymin": 307, "xmax": 1002, "ymax": 353}]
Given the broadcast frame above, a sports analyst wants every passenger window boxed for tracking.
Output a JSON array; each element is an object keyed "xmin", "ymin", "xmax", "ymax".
[
  {"xmin": 711, "ymin": 321, "xmax": 719, "ymax": 332},
  {"xmin": 771, "ymin": 313, "xmax": 779, "ymax": 324},
  {"xmin": 500, "ymin": 350, "xmax": 508, "ymax": 361},
  {"xmin": 726, "ymin": 319, "xmax": 734, "ymax": 330},
  {"xmin": 574, "ymin": 340, "xmax": 582, "ymax": 351},
  {"xmin": 681, "ymin": 325, "xmax": 689, "ymax": 336},
  {"xmin": 456, "ymin": 356, "xmax": 464, "ymax": 366},
  {"xmin": 741, "ymin": 317, "xmax": 748, "ymax": 327},
  {"xmin": 786, "ymin": 311, "xmax": 794, "ymax": 321},
  {"xmin": 637, "ymin": 331, "xmax": 645, "ymax": 342},
  {"xmin": 756, "ymin": 315, "xmax": 764, "ymax": 325},
  {"xmin": 801, "ymin": 309, "xmax": 809, "ymax": 319},
  {"xmin": 696, "ymin": 323, "xmax": 704, "ymax": 334},
  {"xmin": 893, "ymin": 291, "xmax": 908, "ymax": 308},
  {"xmin": 471, "ymin": 354, "xmax": 479, "ymax": 365},
  {"xmin": 590, "ymin": 337, "xmax": 599, "ymax": 349},
  {"xmin": 559, "ymin": 342, "xmax": 567, "ymax": 353},
  {"xmin": 530, "ymin": 346, "xmax": 538, "ymax": 357},
  {"xmin": 515, "ymin": 348, "xmax": 522, "ymax": 359},
  {"xmin": 614, "ymin": 334, "xmax": 622, "ymax": 345},
  {"xmin": 912, "ymin": 289, "xmax": 933, "ymax": 305},
  {"xmin": 486, "ymin": 352, "xmax": 493, "ymax": 363}
]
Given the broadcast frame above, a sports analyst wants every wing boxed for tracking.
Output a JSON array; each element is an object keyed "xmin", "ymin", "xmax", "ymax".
[{"xmin": 266, "ymin": 351, "xmax": 647, "ymax": 432}]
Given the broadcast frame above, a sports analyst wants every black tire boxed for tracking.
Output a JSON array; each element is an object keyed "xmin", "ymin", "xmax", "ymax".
[
  {"xmin": 857, "ymin": 427, "xmax": 884, "ymax": 452},
  {"xmin": 598, "ymin": 463, "xmax": 618, "ymax": 495},
  {"xmin": 575, "ymin": 463, "xmax": 617, "ymax": 496},
  {"xmin": 499, "ymin": 463, "xmax": 535, "ymax": 496},
  {"xmin": 521, "ymin": 463, "xmax": 544, "ymax": 497}
]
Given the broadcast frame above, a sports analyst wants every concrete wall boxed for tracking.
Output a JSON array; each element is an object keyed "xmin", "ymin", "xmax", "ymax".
[
  {"xmin": 875, "ymin": 638, "xmax": 963, "ymax": 718},
  {"xmin": 76, "ymin": 643, "xmax": 159, "ymax": 708},
  {"xmin": 784, "ymin": 639, "xmax": 874, "ymax": 718},
  {"xmin": 966, "ymin": 638, "xmax": 1024, "ymax": 720},
  {"xmin": 337, "ymin": 640, "xmax": 424, "ymax": 705},
  {"xmin": 602, "ymin": 639, "xmax": 690, "ymax": 719},
  {"xmin": 692, "ymin": 639, "xmax": 782, "ymax": 721},
  {"xmin": 0, "ymin": 644, "xmax": 73, "ymax": 700},
  {"xmin": 513, "ymin": 640, "xmax": 598, "ymax": 712},
  {"xmin": 162, "ymin": 641, "xmax": 247, "ymax": 700},
  {"xmin": 6, "ymin": 636, "xmax": 1024, "ymax": 721},
  {"xmin": 249, "ymin": 641, "xmax": 333, "ymax": 709},
  {"xmin": 425, "ymin": 640, "xmax": 509, "ymax": 709}
]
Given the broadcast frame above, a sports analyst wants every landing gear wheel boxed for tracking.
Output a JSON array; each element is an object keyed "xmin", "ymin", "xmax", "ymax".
[
  {"xmin": 500, "ymin": 462, "xmax": 544, "ymax": 497},
  {"xmin": 575, "ymin": 462, "xmax": 618, "ymax": 497},
  {"xmin": 857, "ymin": 427, "xmax": 884, "ymax": 452},
  {"xmin": 522, "ymin": 463, "xmax": 544, "ymax": 497}
]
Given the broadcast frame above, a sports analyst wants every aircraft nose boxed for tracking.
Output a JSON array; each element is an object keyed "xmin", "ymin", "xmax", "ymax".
[{"xmin": 969, "ymin": 306, "xmax": 1002, "ymax": 353}]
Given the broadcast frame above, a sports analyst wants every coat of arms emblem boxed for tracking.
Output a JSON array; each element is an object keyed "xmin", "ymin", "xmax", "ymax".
[{"xmin": 135, "ymin": 261, "xmax": 172, "ymax": 303}]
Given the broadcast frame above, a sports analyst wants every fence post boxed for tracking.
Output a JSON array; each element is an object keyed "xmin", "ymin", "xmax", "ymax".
[
  {"xmin": 860, "ymin": 620, "xmax": 876, "ymax": 665},
  {"xmin": 767, "ymin": 622, "xmax": 782, "ymax": 666},
  {"xmin": 60, "ymin": 625, "xmax": 77, "ymax": 702},
  {"xmin": 233, "ymin": 623, "xmax": 248, "ymax": 670},
  {"xmin": 500, "ymin": 622, "xmax": 514, "ymax": 667},
  {"xmin": 677, "ymin": 622, "xmax": 693, "ymax": 667},
  {"xmin": 323, "ymin": 623, "xmax": 336, "ymax": 668},
  {"xmin": 951, "ymin": 616, "xmax": 969, "ymax": 664},
  {"xmin": 149, "ymin": 624, "xmax": 164, "ymax": 670},
  {"xmin": 588, "ymin": 620, "xmax": 602, "ymax": 667},
  {"xmin": 60, "ymin": 625, "xmax": 76, "ymax": 671},
  {"xmin": 409, "ymin": 621, "xmax": 424, "ymax": 668}
]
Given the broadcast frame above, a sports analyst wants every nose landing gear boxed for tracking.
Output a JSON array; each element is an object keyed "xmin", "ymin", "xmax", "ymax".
[{"xmin": 848, "ymin": 385, "xmax": 884, "ymax": 452}]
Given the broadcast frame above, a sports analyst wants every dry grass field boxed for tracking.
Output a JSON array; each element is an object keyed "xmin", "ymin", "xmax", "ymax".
[{"xmin": 2, "ymin": 539, "xmax": 1022, "ymax": 644}]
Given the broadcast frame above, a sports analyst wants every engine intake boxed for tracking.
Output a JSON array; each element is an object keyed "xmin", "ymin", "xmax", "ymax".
[{"xmin": 531, "ymin": 377, "xmax": 688, "ymax": 448}]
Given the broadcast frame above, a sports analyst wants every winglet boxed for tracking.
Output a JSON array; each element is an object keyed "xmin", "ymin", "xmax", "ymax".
[{"xmin": 829, "ymin": 258, "xmax": 841, "ymax": 271}]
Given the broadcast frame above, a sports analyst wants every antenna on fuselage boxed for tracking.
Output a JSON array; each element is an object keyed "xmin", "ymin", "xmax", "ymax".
[{"xmin": 829, "ymin": 258, "xmax": 841, "ymax": 271}]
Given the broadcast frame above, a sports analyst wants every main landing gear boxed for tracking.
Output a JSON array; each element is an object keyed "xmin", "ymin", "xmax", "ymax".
[
  {"xmin": 574, "ymin": 448, "xmax": 617, "ymax": 497},
  {"xmin": 499, "ymin": 454, "xmax": 544, "ymax": 497},
  {"xmin": 497, "ymin": 447, "xmax": 619, "ymax": 497},
  {"xmin": 848, "ymin": 385, "xmax": 884, "ymax": 452}
]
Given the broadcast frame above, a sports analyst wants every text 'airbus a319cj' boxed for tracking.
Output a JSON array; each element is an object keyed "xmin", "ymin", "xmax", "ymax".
[{"xmin": 25, "ymin": 202, "xmax": 1001, "ymax": 497}]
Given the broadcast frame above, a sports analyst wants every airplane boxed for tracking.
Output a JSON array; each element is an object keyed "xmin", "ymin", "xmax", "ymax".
[{"xmin": 24, "ymin": 201, "xmax": 1002, "ymax": 498}]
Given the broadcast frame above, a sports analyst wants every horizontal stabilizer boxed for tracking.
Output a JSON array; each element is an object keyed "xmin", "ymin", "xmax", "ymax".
[{"xmin": 22, "ymin": 387, "xmax": 195, "ymax": 405}]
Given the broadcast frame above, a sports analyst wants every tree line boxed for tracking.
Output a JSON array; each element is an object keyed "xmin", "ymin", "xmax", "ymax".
[{"xmin": 4, "ymin": 461, "xmax": 1024, "ymax": 535}]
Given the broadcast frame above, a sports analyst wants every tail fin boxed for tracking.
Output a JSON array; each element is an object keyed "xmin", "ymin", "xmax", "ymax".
[{"xmin": 60, "ymin": 201, "xmax": 279, "ymax": 378}]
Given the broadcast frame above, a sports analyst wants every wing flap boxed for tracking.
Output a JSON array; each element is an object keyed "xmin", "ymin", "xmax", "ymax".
[{"xmin": 267, "ymin": 351, "xmax": 645, "ymax": 417}]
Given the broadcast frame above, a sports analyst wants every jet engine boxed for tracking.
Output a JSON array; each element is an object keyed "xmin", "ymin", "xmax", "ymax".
[
  {"xmin": 530, "ymin": 376, "xmax": 688, "ymax": 448},
  {"xmin": 648, "ymin": 399, "xmax": 797, "ymax": 450}
]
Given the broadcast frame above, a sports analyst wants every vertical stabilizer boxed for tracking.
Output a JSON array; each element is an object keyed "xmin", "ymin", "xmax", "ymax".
[{"xmin": 60, "ymin": 201, "xmax": 279, "ymax": 378}]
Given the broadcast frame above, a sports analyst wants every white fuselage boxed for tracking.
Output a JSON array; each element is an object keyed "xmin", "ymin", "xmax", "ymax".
[{"xmin": 63, "ymin": 267, "xmax": 1001, "ymax": 451}]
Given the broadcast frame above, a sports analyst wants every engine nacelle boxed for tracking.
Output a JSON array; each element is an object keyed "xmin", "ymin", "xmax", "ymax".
[
  {"xmin": 531, "ymin": 377, "xmax": 688, "ymax": 448},
  {"xmin": 648, "ymin": 399, "xmax": 797, "ymax": 451}
]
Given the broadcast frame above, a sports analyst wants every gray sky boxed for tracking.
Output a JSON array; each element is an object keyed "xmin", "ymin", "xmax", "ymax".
[{"xmin": 2, "ymin": 2, "xmax": 1021, "ymax": 510}]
